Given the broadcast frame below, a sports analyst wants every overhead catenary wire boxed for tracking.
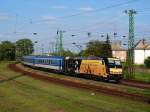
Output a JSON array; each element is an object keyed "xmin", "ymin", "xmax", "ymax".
[
  {"xmin": 30, "ymin": 0, "xmax": 139, "ymax": 24},
  {"xmin": 4, "ymin": 0, "xmax": 139, "ymax": 38},
  {"xmin": 3, "ymin": 0, "xmax": 150, "ymax": 51},
  {"xmin": 10, "ymin": 0, "xmax": 138, "ymax": 34}
]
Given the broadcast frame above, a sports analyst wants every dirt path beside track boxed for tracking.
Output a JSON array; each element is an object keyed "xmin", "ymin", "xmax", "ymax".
[
  {"xmin": 8, "ymin": 63, "xmax": 150, "ymax": 104},
  {"xmin": 120, "ymin": 79, "xmax": 150, "ymax": 89}
]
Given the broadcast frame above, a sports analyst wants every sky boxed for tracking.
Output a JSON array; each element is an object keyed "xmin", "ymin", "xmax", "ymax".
[{"xmin": 0, "ymin": 0, "xmax": 150, "ymax": 53}]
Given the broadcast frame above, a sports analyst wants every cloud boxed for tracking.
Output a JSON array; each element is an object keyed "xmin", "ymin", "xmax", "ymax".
[
  {"xmin": 41, "ymin": 15, "xmax": 57, "ymax": 24},
  {"xmin": 42, "ymin": 15, "xmax": 56, "ymax": 21},
  {"xmin": 0, "ymin": 12, "xmax": 10, "ymax": 20},
  {"xmin": 79, "ymin": 7, "xmax": 94, "ymax": 12},
  {"xmin": 51, "ymin": 6, "xmax": 67, "ymax": 10}
]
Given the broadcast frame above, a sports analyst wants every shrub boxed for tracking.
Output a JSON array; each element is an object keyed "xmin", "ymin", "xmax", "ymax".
[{"xmin": 144, "ymin": 57, "xmax": 150, "ymax": 68}]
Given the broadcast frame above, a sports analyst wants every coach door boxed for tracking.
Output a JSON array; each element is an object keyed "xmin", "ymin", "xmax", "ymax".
[{"xmin": 59, "ymin": 60, "xmax": 61, "ymax": 70}]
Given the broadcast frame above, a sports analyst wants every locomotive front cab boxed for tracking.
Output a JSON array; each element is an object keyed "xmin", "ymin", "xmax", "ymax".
[{"xmin": 107, "ymin": 58, "xmax": 123, "ymax": 81}]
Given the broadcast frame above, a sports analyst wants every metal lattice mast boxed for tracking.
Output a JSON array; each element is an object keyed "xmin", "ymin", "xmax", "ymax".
[
  {"xmin": 55, "ymin": 30, "xmax": 64, "ymax": 56},
  {"xmin": 59, "ymin": 30, "xmax": 64, "ymax": 56},
  {"xmin": 125, "ymin": 10, "xmax": 137, "ymax": 79},
  {"xmin": 55, "ymin": 30, "xmax": 59, "ymax": 54}
]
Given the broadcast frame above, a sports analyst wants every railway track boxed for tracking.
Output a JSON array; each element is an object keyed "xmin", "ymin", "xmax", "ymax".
[
  {"xmin": 8, "ymin": 63, "xmax": 150, "ymax": 104},
  {"xmin": 120, "ymin": 79, "xmax": 150, "ymax": 89},
  {"xmin": 16, "ymin": 63, "xmax": 150, "ymax": 90}
]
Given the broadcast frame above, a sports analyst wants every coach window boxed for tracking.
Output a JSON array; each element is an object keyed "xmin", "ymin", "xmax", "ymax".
[{"xmin": 51, "ymin": 60, "xmax": 54, "ymax": 64}]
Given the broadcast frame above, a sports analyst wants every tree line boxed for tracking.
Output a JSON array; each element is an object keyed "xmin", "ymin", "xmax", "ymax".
[
  {"xmin": 0, "ymin": 36, "xmax": 112, "ymax": 61},
  {"xmin": 54, "ymin": 34, "xmax": 112, "ymax": 57},
  {"xmin": 0, "ymin": 39, "xmax": 33, "ymax": 61}
]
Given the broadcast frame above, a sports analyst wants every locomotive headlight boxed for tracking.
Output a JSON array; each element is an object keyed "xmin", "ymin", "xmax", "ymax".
[{"xmin": 110, "ymin": 68, "xmax": 122, "ymax": 74}]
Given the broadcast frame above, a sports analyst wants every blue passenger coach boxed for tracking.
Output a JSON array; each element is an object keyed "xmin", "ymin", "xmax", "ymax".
[
  {"xmin": 22, "ymin": 56, "xmax": 35, "ymax": 66},
  {"xmin": 23, "ymin": 56, "xmax": 65, "ymax": 71}
]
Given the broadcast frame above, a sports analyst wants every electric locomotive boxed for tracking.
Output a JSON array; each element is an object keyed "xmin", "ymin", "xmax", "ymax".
[{"xmin": 74, "ymin": 56, "xmax": 122, "ymax": 81}]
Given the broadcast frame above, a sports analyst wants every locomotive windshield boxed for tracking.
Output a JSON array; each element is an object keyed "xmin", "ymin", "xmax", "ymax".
[{"xmin": 108, "ymin": 59, "xmax": 122, "ymax": 68}]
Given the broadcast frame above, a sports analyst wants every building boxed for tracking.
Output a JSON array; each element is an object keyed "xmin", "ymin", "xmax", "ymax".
[
  {"xmin": 111, "ymin": 39, "xmax": 150, "ymax": 64},
  {"xmin": 111, "ymin": 41, "xmax": 127, "ymax": 62},
  {"xmin": 134, "ymin": 39, "xmax": 150, "ymax": 64}
]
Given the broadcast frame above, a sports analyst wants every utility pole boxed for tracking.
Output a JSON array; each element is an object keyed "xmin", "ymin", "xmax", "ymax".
[
  {"xmin": 49, "ymin": 42, "xmax": 55, "ymax": 55},
  {"xmin": 125, "ymin": 10, "xmax": 137, "ymax": 79},
  {"xmin": 59, "ymin": 30, "xmax": 64, "ymax": 56},
  {"xmin": 55, "ymin": 30, "xmax": 59, "ymax": 54},
  {"xmin": 34, "ymin": 41, "xmax": 38, "ymax": 55},
  {"xmin": 106, "ymin": 33, "xmax": 110, "ymax": 44},
  {"xmin": 51, "ymin": 42, "xmax": 55, "ymax": 54},
  {"xmin": 113, "ymin": 32, "xmax": 117, "ymax": 41},
  {"xmin": 41, "ymin": 44, "xmax": 44, "ymax": 55},
  {"xmin": 55, "ymin": 30, "xmax": 64, "ymax": 56},
  {"xmin": 87, "ymin": 32, "xmax": 91, "ymax": 38}
]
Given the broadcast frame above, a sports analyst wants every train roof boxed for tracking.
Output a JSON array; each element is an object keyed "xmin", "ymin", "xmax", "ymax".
[
  {"xmin": 23, "ymin": 55, "xmax": 64, "ymax": 59},
  {"xmin": 74, "ymin": 57, "xmax": 86, "ymax": 60}
]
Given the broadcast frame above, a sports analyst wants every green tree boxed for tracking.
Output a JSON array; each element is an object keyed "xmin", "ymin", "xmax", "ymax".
[
  {"xmin": 80, "ymin": 40, "xmax": 112, "ymax": 57},
  {"xmin": 52, "ymin": 49, "xmax": 76, "ymax": 57},
  {"xmin": 106, "ymin": 33, "xmax": 111, "ymax": 44},
  {"xmin": 62, "ymin": 49, "xmax": 76, "ymax": 57},
  {"xmin": 144, "ymin": 57, "xmax": 150, "ymax": 68},
  {"xmin": 0, "ymin": 41, "xmax": 16, "ymax": 60},
  {"xmin": 16, "ymin": 38, "xmax": 34, "ymax": 58}
]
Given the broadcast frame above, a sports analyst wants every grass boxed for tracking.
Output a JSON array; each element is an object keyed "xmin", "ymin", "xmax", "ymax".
[
  {"xmin": 124, "ymin": 71, "xmax": 150, "ymax": 82},
  {"xmin": 123, "ymin": 63, "xmax": 150, "ymax": 82},
  {"xmin": 134, "ymin": 72, "xmax": 150, "ymax": 82},
  {"xmin": 0, "ymin": 62, "xmax": 150, "ymax": 112},
  {"xmin": 18, "ymin": 64, "xmax": 150, "ymax": 98}
]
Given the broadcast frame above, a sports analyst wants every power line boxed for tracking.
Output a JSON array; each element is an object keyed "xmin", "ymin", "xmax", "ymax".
[
  {"xmin": 57, "ymin": 0, "xmax": 137, "ymax": 18},
  {"xmin": 5, "ymin": 0, "xmax": 139, "ymax": 37},
  {"xmin": 67, "ymin": 14, "xmax": 124, "ymax": 33},
  {"xmin": 31, "ymin": 0, "xmax": 139, "ymax": 24}
]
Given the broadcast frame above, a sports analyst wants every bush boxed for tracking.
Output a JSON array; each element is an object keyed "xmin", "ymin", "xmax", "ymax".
[
  {"xmin": 144, "ymin": 57, "xmax": 150, "ymax": 68},
  {"xmin": 134, "ymin": 64, "xmax": 144, "ymax": 68}
]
